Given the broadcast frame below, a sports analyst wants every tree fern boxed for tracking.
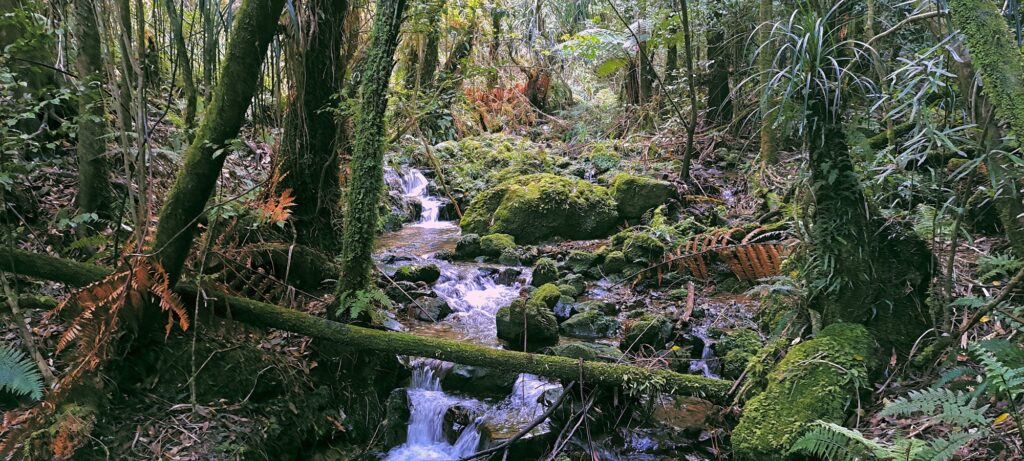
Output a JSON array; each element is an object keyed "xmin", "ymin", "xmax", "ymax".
[{"xmin": 0, "ymin": 345, "xmax": 44, "ymax": 400}]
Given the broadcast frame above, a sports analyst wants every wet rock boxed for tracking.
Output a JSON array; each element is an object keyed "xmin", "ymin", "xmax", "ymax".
[
  {"xmin": 547, "ymin": 342, "xmax": 624, "ymax": 362},
  {"xmin": 496, "ymin": 268, "xmax": 523, "ymax": 285},
  {"xmin": 443, "ymin": 404, "xmax": 473, "ymax": 444},
  {"xmin": 478, "ymin": 421, "xmax": 554, "ymax": 461},
  {"xmin": 611, "ymin": 173, "xmax": 677, "ymax": 220},
  {"xmin": 441, "ymin": 365, "xmax": 517, "ymax": 398},
  {"xmin": 530, "ymin": 257, "xmax": 559, "ymax": 287},
  {"xmin": 602, "ymin": 250, "xmax": 627, "ymax": 274},
  {"xmin": 557, "ymin": 284, "xmax": 579, "ymax": 298},
  {"xmin": 498, "ymin": 247, "xmax": 521, "ymax": 266},
  {"xmin": 576, "ymin": 300, "xmax": 617, "ymax": 316},
  {"xmin": 433, "ymin": 248, "xmax": 455, "ymax": 261},
  {"xmin": 496, "ymin": 287, "xmax": 560, "ymax": 351},
  {"xmin": 460, "ymin": 173, "xmax": 619, "ymax": 243},
  {"xmin": 620, "ymin": 315, "xmax": 674, "ymax": 353},
  {"xmin": 560, "ymin": 311, "xmax": 619, "ymax": 339},
  {"xmin": 480, "ymin": 233, "xmax": 516, "ymax": 257},
  {"xmin": 651, "ymin": 396, "xmax": 720, "ymax": 434},
  {"xmin": 558, "ymin": 274, "xmax": 586, "ymax": 296},
  {"xmin": 406, "ymin": 296, "xmax": 452, "ymax": 322},
  {"xmin": 381, "ymin": 388, "xmax": 410, "ymax": 448},
  {"xmin": 383, "ymin": 281, "xmax": 430, "ymax": 303},
  {"xmin": 393, "ymin": 264, "xmax": 442, "ymax": 284},
  {"xmin": 476, "ymin": 267, "xmax": 500, "ymax": 278},
  {"xmin": 455, "ymin": 233, "xmax": 482, "ymax": 259}
]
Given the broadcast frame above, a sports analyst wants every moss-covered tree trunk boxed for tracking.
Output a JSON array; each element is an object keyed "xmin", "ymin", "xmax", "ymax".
[
  {"xmin": 275, "ymin": 0, "xmax": 348, "ymax": 252},
  {"xmin": 153, "ymin": 0, "xmax": 286, "ymax": 282},
  {"xmin": 949, "ymin": 0, "xmax": 1024, "ymax": 258},
  {"xmin": 73, "ymin": 0, "xmax": 111, "ymax": 215},
  {"xmin": 420, "ymin": 22, "xmax": 474, "ymax": 142},
  {"xmin": 163, "ymin": 0, "xmax": 197, "ymax": 130},
  {"xmin": 757, "ymin": 0, "xmax": 775, "ymax": 164},
  {"xmin": 337, "ymin": 0, "xmax": 409, "ymax": 298}
]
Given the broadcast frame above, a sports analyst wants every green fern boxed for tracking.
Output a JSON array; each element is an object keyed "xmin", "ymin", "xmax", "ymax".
[
  {"xmin": 976, "ymin": 253, "xmax": 1023, "ymax": 283},
  {"xmin": 971, "ymin": 342, "xmax": 1024, "ymax": 399},
  {"xmin": 789, "ymin": 421, "xmax": 888, "ymax": 460},
  {"xmin": 0, "ymin": 345, "xmax": 44, "ymax": 400},
  {"xmin": 337, "ymin": 289, "xmax": 392, "ymax": 324},
  {"xmin": 879, "ymin": 388, "xmax": 989, "ymax": 427}
]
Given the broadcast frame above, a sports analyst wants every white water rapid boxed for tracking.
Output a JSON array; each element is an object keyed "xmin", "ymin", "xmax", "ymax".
[{"xmin": 380, "ymin": 168, "xmax": 562, "ymax": 461}]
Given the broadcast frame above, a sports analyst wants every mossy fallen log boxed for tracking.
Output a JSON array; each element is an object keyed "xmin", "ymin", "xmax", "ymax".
[{"xmin": 0, "ymin": 247, "xmax": 731, "ymax": 401}]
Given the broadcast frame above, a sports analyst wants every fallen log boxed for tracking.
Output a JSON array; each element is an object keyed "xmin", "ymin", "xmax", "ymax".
[{"xmin": 0, "ymin": 247, "xmax": 731, "ymax": 401}]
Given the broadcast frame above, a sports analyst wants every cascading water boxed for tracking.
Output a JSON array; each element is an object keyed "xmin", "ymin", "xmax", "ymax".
[
  {"xmin": 688, "ymin": 326, "xmax": 719, "ymax": 379},
  {"xmin": 397, "ymin": 168, "xmax": 448, "ymax": 228},
  {"xmin": 380, "ymin": 168, "xmax": 561, "ymax": 461}
]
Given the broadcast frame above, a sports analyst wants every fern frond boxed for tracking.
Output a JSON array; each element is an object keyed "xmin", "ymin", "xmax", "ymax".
[
  {"xmin": 971, "ymin": 342, "xmax": 1024, "ymax": 399},
  {"xmin": 789, "ymin": 421, "xmax": 886, "ymax": 460},
  {"xmin": 912, "ymin": 430, "xmax": 985, "ymax": 461},
  {"xmin": 0, "ymin": 345, "xmax": 44, "ymax": 400},
  {"xmin": 880, "ymin": 388, "xmax": 988, "ymax": 427}
]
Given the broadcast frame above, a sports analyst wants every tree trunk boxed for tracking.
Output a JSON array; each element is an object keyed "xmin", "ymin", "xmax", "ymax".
[
  {"xmin": 0, "ymin": 247, "xmax": 732, "ymax": 402},
  {"xmin": 676, "ymin": 0, "xmax": 698, "ymax": 179},
  {"xmin": 73, "ymin": 0, "xmax": 111, "ymax": 215},
  {"xmin": 164, "ymin": 0, "xmax": 198, "ymax": 130},
  {"xmin": 420, "ymin": 22, "xmax": 474, "ymax": 142},
  {"xmin": 153, "ymin": 0, "xmax": 287, "ymax": 283},
  {"xmin": 757, "ymin": 0, "xmax": 776, "ymax": 164},
  {"xmin": 337, "ymin": 0, "xmax": 409, "ymax": 297},
  {"xmin": 705, "ymin": 16, "xmax": 732, "ymax": 124},
  {"xmin": 276, "ymin": 0, "xmax": 348, "ymax": 252},
  {"xmin": 949, "ymin": 0, "xmax": 1024, "ymax": 258}
]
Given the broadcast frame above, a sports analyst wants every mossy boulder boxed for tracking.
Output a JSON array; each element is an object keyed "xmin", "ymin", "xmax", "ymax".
[
  {"xmin": 495, "ymin": 297, "xmax": 559, "ymax": 351},
  {"xmin": 582, "ymin": 143, "xmax": 621, "ymax": 175},
  {"xmin": 613, "ymin": 230, "xmax": 666, "ymax": 263},
  {"xmin": 602, "ymin": 251, "xmax": 627, "ymax": 274},
  {"xmin": 455, "ymin": 233, "xmax": 482, "ymax": 259},
  {"xmin": 530, "ymin": 283, "xmax": 563, "ymax": 308},
  {"xmin": 715, "ymin": 329, "xmax": 763, "ymax": 380},
  {"xmin": 441, "ymin": 365, "xmax": 517, "ymax": 398},
  {"xmin": 531, "ymin": 257, "xmax": 560, "ymax": 287},
  {"xmin": 393, "ymin": 264, "xmax": 441, "ymax": 284},
  {"xmin": 560, "ymin": 311, "xmax": 619, "ymax": 339},
  {"xmin": 480, "ymin": 233, "xmax": 516, "ymax": 257},
  {"xmin": 460, "ymin": 173, "xmax": 619, "ymax": 243},
  {"xmin": 566, "ymin": 250, "xmax": 600, "ymax": 273},
  {"xmin": 610, "ymin": 173, "xmax": 676, "ymax": 220},
  {"xmin": 731, "ymin": 323, "xmax": 879, "ymax": 461},
  {"xmin": 620, "ymin": 315, "xmax": 674, "ymax": 353}
]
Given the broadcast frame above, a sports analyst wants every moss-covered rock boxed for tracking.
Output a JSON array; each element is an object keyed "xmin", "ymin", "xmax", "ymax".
[
  {"xmin": 715, "ymin": 329, "xmax": 763, "ymax": 380},
  {"xmin": 495, "ymin": 297, "xmax": 559, "ymax": 351},
  {"xmin": 566, "ymin": 250, "xmax": 601, "ymax": 273},
  {"xmin": 441, "ymin": 365, "xmax": 518, "ymax": 398},
  {"xmin": 582, "ymin": 143, "xmax": 621, "ymax": 175},
  {"xmin": 393, "ymin": 264, "xmax": 442, "ymax": 284},
  {"xmin": 560, "ymin": 311, "xmax": 619, "ymax": 339},
  {"xmin": 455, "ymin": 233, "xmax": 482, "ymax": 259},
  {"xmin": 531, "ymin": 257, "xmax": 559, "ymax": 287},
  {"xmin": 530, "ymin": 283, "xmax": 563, "ymax": 309},
  {"xmin": 480, "ymin": 233, "xmax": 516, "ymax": 257},
  {"xmin": 603, "ymin": 251, "xmax": 627, "ymax": 274},
  {"xmin": 620, "ymin": 315, "xmax": 674, "ymax": 353},
  {"xmin": 611, "ymin": 173, "xmax": 676, "ymax": 220},
  {"xmin": 614, "ymin": 230, "xmax": 666, "ymax": 263},
  {"xmin": 731, "ymin": 323, "xmax": 879, "ymax": 460},
  {"xmin": 460, "ymin": 173, "xmax": 619, "ymax": 243}
]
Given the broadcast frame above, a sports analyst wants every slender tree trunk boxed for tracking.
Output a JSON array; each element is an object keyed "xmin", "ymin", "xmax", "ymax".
[
  {"xmin": 201, "ymin": 0, "xmax": 217, "ymax": 99},
  {"xmin": 153, "ymin": 0, "xmax": 287, "ymax": 282},
  {"xmin": 677, "ymin": 0, "xmax": 698, "ymax": 179},
  {"xmin": 421, "ymin": 22, "xmax": 474, "ymax": 142},
  {"xmin": 73, "ymin": 0, "xmax": 111, "ymax": 215},
  {"xmin": 337, "ymin": 0, "xmax": 409, "ymax": 299},
  {"xmin": 276, "ymin": 0, "xmax": 348, "ymax": 252},
  {"xmin": 164, "ymin": 0, "xmax": 198, "ymax": 130},
  {"xmin": 948, "ymin": 0, "xmax": 1024, "ymax": 258},
  {"xmin": 116, "ymin": 0, "xmax": 135, "ymax": 132},
  {"xmin": 757, "ymin": 0, "xmax": 775, "ymax": 164},
  {"xmin": 706, "ymin": 16, "xmax": 732, "ymax": 124}
]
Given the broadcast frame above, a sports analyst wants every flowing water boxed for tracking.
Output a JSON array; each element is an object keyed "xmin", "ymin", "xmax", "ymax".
[{"xmin": 379, "ymin": 168, "xmax": 562, "ymax": 461}]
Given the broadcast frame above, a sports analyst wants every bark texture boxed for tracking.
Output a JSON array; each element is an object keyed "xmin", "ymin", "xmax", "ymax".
[{"xmin": 73, "ymin": 0, "xmax": 111, "ymax": 214}]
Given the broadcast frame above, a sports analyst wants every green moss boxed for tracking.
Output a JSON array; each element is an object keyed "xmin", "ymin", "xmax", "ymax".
[
  {"xmin": 566, "ymin": 250, "xmax": 600, "ymax": 273},
  {"xmin": 610, "ymin": 173, "xmax": 676, "ymax": 220},
  {"xmin": 547, "ymin": 342, "xmax": 624, "ymax": 362},
  {"xmin": 393, "ymin": 264, "xmax": 441, "ymax": 284},
  {"xmin": 531, "ymin": 257, "xmax": 560, "ymax": 287},
  {"xmin": 495, "ymin": 298, "xmax": 559, "ymax": 351},
  {"xmin": 617, "ymin": 231, "xmax": 666, "ymax": 263},
  {"xmin": 480, "ymin": 233, "xmax": 516, "ymax": 257},
  {"xmin": 459, "ymin": 173, "xmax": 619, "ymax": 243},
  {"xmin": 731, "ymin": 324, "xmax": 879, "ymax": 460},
  {"xmin": 621, "ymin": 315, "xmax": 674, "ymax": 352},
  {"xmin": 530, "ymin": 283, "xmax": 563, "ymax": 308},
  {"xmin": 716, "ymin": 329, "xmax": 763, "ymax": 380},
  {"xmin": 560, "ymin": 311, "xmax": 619, "ymax": 339},
  {"xmin": 582, "ymin": 142, "xmax": 622, "ymax": 174},
  {"xmin": 603, "ymin": 251, "xmax": 627, "ymax": 274},
  {"xmin": 455, "ymin": 233, "xmax": 482, "ymax": 259}
]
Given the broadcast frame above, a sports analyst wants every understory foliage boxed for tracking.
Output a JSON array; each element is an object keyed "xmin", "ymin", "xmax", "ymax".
[{"xmin": 0, "ymin": 346, "xmax": 43, "ymax": 401}]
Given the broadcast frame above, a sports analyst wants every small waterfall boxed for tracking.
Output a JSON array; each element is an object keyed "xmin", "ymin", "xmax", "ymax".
[
  {"xmin": 399, "ymin": 168, "xmax": 449, "ymax": 228},
  {"xmin": 688, "ymin": 327, "xmax": 719, "ymax": 379}
]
